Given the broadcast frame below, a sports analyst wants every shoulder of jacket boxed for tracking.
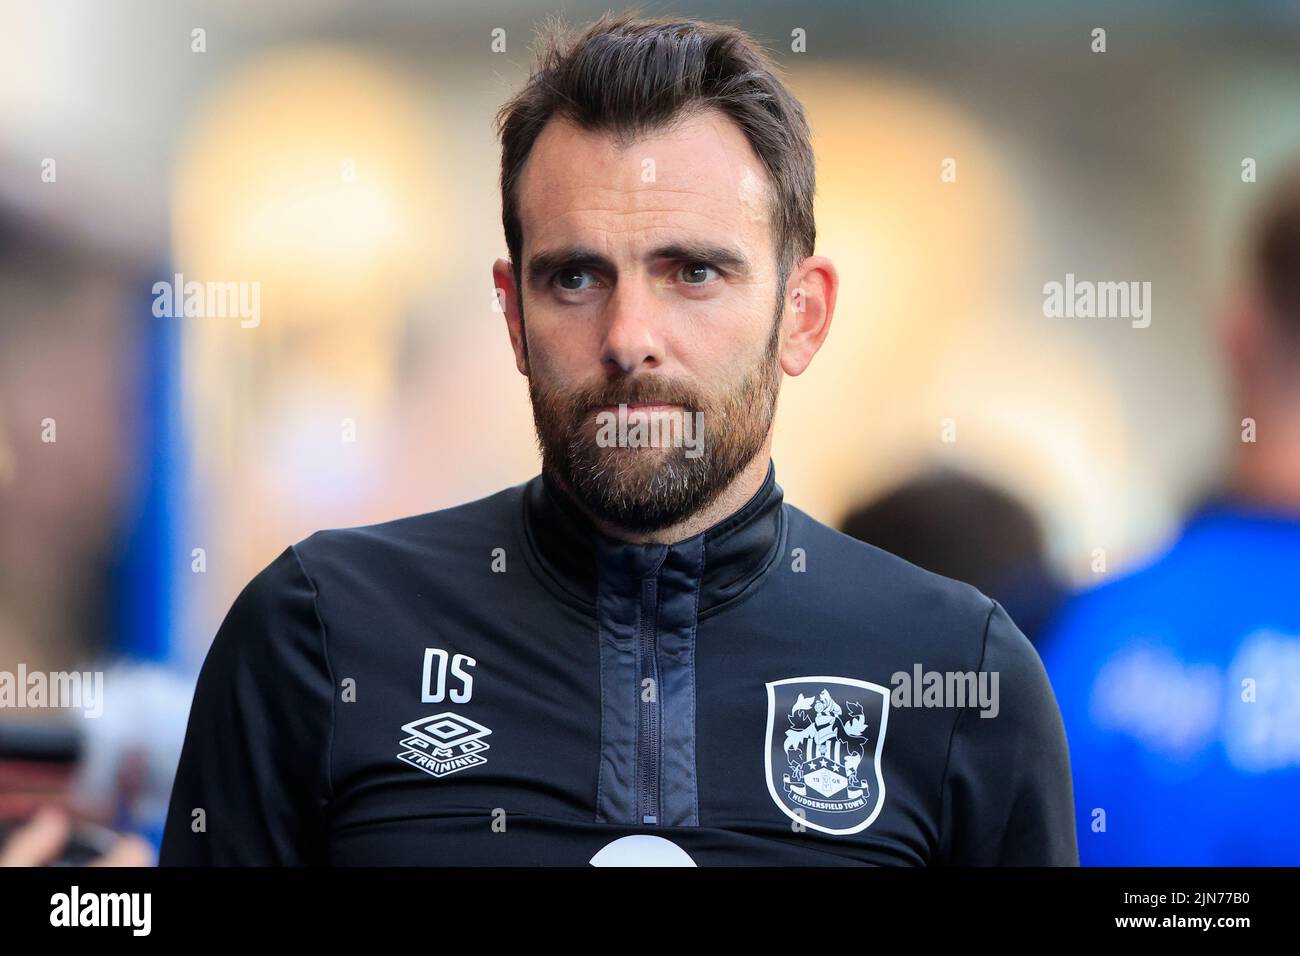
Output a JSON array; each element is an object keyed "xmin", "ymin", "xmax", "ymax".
[
  {"xmin": 782, "ymin": 502, "xmax": 995, "ymax": 621},
  {"xmin": 290, "ymin": 481, "xmax": 527, "ymax": 566}
]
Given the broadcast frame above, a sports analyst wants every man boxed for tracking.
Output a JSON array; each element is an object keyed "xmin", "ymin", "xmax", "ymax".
[
  {"xmin": 161, "ymin": 13, "xmax": 1076, "ymax": 866},
  {"xmin": 1040, "ymin": 170, "xmax": 1300, "ymax": 866}
]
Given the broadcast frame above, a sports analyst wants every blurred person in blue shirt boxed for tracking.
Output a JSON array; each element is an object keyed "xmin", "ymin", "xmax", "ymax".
[{"xmin": 1041, "ymin": 169, "xmax": 1300, "ymax": 865}]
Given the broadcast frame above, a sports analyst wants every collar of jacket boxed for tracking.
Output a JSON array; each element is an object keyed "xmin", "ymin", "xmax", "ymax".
[{"xmin": 523, "ymin": 458, "xmax": 785, "ymax": 616}]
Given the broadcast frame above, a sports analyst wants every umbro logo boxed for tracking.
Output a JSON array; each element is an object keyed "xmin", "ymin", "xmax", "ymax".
[{"xmin": 397, "ymin": 712, "xmax": 493, "ymax": 779}]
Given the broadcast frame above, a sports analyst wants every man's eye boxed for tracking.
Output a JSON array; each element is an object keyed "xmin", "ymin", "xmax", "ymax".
[
  {"xmin": 552, "ymin": 269, "xmax": 597, "ymax": 292},
  {"xmin": 679, "ymin": 263, "xmax": 720, "ymax": 285}
]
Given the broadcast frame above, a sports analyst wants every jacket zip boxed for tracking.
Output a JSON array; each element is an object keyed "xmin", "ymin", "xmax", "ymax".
[{"xmin": 637, "ymin": 575, "xmax": 661, "ymax": 825}]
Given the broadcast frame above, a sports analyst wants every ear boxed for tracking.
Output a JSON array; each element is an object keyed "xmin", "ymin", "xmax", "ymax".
[
  {"xmin": 1219, "ymin": 281, "xmax": 1269, "ymax": 391},
  {"xmin": 493, "ymin": 257, "xmax": 529, "ymax": 376},
  {"xmin": 779, "ymin": 255, "xmax": 838, "ymax": 377}
]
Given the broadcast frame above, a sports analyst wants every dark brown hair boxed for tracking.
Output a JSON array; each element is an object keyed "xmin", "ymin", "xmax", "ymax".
[
  {"xmin": 494, "ymin": 11, "xmax": 816, "ymax": 293},
  {"xmin": 1254, "ymin": 166, "xmax": 1300, "ymax": 342}
]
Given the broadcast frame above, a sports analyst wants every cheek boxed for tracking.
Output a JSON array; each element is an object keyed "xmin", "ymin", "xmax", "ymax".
[
  {"xmin": 672, "ymin": 302, "xmax": 770, "ymax": 371},
  {"xmin": 524, "ymin": 315, "xmax": 596, "ymax": 382}
]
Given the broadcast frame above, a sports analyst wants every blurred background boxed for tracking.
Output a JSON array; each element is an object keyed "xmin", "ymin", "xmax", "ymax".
[{"xmin": 1, "ymin": 0, "xmax": 1298, "ymax": 865}]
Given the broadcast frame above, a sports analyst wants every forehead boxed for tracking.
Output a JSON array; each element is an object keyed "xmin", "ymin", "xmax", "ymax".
[{"xmin": 516, "ymin": 107, "xmax": 773, "ymax": 256}]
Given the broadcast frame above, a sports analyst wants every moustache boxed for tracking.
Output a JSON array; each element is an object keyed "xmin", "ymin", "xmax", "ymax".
[{"xmin": 566, "ymin": 381, "xmax": 703, "ymax": 414}]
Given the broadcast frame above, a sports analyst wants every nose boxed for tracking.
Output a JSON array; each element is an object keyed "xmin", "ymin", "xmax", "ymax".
[{"xmin": 600, "ymin": 280, "xmax": 664, "ymax": 375}]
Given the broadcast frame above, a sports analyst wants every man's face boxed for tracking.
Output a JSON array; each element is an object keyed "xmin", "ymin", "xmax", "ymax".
[{"xmin": 508, "ymin": 108, "xmax": 786, "ymax": 532}]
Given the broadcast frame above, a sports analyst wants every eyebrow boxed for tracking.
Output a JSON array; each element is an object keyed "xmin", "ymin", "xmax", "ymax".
[{"xmin": 525, "ymin": 242, "xmax": 753, "ymax": 286}]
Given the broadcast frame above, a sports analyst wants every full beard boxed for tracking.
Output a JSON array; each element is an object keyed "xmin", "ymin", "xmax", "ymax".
[{"xmin": 528, "ymin": 319, "xmax": 782, "ymax": 534}]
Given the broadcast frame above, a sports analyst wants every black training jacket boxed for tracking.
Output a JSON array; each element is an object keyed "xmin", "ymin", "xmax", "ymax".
[{"xmin": 159, "ymin": 461, "xmax": 1078, "ymax": 866}]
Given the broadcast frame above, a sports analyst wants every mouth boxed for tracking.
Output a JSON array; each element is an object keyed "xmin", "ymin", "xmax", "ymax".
[{"xmin": 594, "ymin": 402, "xmax": 683, "ymax": 415}]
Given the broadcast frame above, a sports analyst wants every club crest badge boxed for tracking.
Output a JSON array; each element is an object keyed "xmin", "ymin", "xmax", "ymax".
[
  {"xmin": 397, "ymin": 712, "xmax": 492, "ymax": 779},
  {"xmin": 764, "ymin": 676, "xmax": 889, "ymax": 835}
]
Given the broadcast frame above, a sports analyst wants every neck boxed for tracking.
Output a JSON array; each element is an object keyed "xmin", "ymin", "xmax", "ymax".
[
  {"xmin": 563, "ymin": 438, "xmax": 774, "ymax": 545},
  {"xmin": 525, "ymin": 448, "xmax": 786, "ymax": 614},
  {"xmin": 1228, "ymin": 396, "xmax": 1300, "ymax": 511}
]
